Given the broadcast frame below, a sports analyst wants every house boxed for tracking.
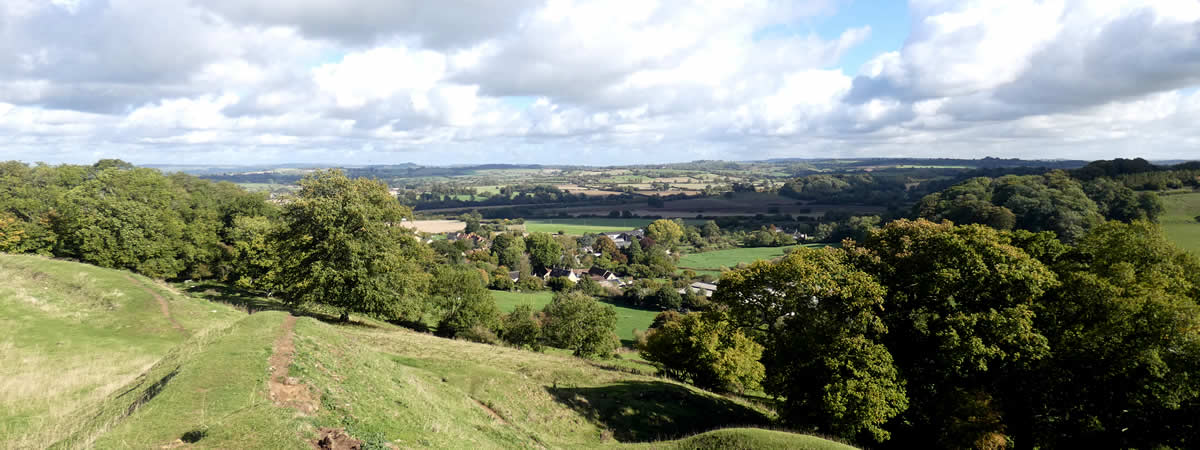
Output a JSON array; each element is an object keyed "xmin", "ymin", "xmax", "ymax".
[
  {"xmin": 507, "ymin": 271, "xmax": 521, "ymax": 282},
  {"xmin": 587, "ymin": 267, "xmax": 620, "ymax": 281},
  {"xmin": 541, "ymin": 268, "xmax": 580, "ymax": 282},
  {"xmin": 680, "ymin": 281, "xmax": 718, "ymax": 298}
]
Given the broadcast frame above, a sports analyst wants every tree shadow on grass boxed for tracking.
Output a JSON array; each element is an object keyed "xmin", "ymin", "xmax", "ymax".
[
  {"xmin": 545, "ymin": 381, "xmax": 770, "ymax": 442},
  {"xmin": 178, "ymin": 282, "xmax": 381, "ymax": 329}
]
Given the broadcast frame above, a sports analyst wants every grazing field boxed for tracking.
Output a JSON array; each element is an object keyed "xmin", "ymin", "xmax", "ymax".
[
  {"xmin": 677, "ymin": 245, "xmax": 808, "ymax": 273},
  {"xmin": 520, "ymin": 218, "xmax": 656, "ymax": 234},
  {"xmin": 546, "ymin": 192, "xmax": 887, "ymax": 218},
  {"xmin": 1160, "ymin": 191, "xmax": 1200, "ymax": 254},
  {"xmin": 492, "ymin": 290, "xmax": 661, "ymax": 345},
  {"xmin": 398, "ymin": 219, "xmax": 466, "ymax": 233}
]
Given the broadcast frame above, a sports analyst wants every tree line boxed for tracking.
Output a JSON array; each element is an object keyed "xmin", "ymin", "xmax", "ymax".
[{"xmin": 639, "ymin": 219, "xmax": 1200, "ymax": 448}]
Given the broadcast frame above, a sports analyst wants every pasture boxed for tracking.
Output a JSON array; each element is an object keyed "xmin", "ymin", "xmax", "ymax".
[
  {"xmin": 491, "ymin": 290, "xmax": 661, "ymax": 345},
  {"xmin": 677, "ymin": 245, "xmax": 828, "ymax": 274},
  {"xmin": 519, "ymin": 218, "xmax": 656, "ymax": 234},
  {"xmin": 1161, "ymin": 191, "xmax": 1200, "ymax": 255},
  {"xmin": 398, "ymin": 219, "xmax": 466, "ymax": 233}
]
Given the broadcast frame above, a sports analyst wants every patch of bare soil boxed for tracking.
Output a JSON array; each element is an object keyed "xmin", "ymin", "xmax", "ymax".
[
  {"xmin": 269, "ymin": 315, "xmax": 318, "ymax": 414},
  {"xmin": 312, "ymin": 427, "xmax": 362, "ymax": 450},
  {"xmin": 124, "ymin": 275, "xmax": 187, "ymax": 336}
]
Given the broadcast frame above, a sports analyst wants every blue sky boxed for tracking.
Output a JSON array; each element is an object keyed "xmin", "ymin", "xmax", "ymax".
[{"xmin": 1, "ymin": 0, "xmax": 1198, "ymax": 166}]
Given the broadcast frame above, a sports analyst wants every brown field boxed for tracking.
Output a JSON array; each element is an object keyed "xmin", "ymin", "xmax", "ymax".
[
  {"xmin": 399, "ymin": 219, "xmax": 466, "ymax": 233},
  {"xmin": 545, "ymin": 192, "xmax": 886, "ymax": 217},
  {"xmin": 557, "ymin": 184, "xmax": 624, "ymax": 197}
]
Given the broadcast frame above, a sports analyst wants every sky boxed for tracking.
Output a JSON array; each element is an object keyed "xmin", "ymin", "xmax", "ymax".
[{"xmin": 1, "ymin": 0, "xmax": 1199, "ymax": 166}]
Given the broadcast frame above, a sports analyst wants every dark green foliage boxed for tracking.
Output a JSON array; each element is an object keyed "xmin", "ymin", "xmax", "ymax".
[
  {"xmin": 917, "ymin": 172, "xmax": 1103, "ymax": 240},
  {"xmin": 491, "ymin": 232, "xmax": 526, "ymax": 269},
  {"xmin": 516, "ymin": 275, "xmax": 544, "ymax": 291},
  {"xmin": 716, "ymin": 247, "xmax": 906, "ymax": 443},
  {"xmin": 0, "ymin": 161, "xmax": 275, "ymax": 279},
  {"xmin": 273, "ymin": 170, "xmax": 432, "ymax": 321},
  {"xmin": 500, "ymin": 304, "xmax": 542, "ymax": 350},
  {"xmin": 1021, "ymin": 221, "xmax": 1200, "ymax": 448},
  {"xmin": 571, "ymin": 276, "xmax": 604, "ymax": 296},
  {"xmin": 546, "ymin": 276, "xmax": 573, "ymax": 292},
  {"xmin": 540, "ymin": 291, "xmax": 620, "ymax": 358},
  {"xmin": 430, "ymin": 265, "xmax": 500, "ymax": 340},
  {"xmin": 525, "ymin": 232, "xmax": 562, "ymax": 272},
  {"xmin": 638, "ymin": 311, "xmax": 764, "ymax": 393}
]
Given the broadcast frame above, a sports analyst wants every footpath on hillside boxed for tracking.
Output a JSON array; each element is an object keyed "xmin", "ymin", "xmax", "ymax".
[{"xmin": 124, "ymin": 275, "xmax": 187, "ymax": 336}]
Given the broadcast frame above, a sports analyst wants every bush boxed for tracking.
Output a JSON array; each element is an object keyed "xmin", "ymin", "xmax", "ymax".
[
  {"xmin": 490, "ymin": 275, "xmax": 516, "ymax": 291},
  {"xmin": 434, "ymin": 295, "xmax": 501, "ymax": 340},
  {"xmin": 541, "ymin": 291, "xmax": 620, "ymax": 358},
  {"xmin": 638, "ymin": 311, "xmax": 764, "ymax": 393},
  {"xmin": 546, "ymin": 276, "xmax": 574, "ymax": 292},
  {"xmin": 516, "ymin": 275, "xmax": 544, "ymax": 291},
  {"xmin": 501, "ymin": 304, "xmax": 542, "ymax": 350},
  {"xmin": 572, "ymin": 276, "xmax": 605, "ymax": 296}
]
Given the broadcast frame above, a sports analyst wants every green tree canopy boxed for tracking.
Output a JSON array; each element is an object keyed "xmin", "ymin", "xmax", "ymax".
[
  {"xmin": 540, "ymin": 291, "xmax": 619, "ymax": 358},
  {"xmin": 638, "ymin": 310, "xmax": 764, "ymax": 393},
  {"xmin": 273, "ymin": 169, "xmax": 431, "ymax": 321},
  {"xmin": 525, "ymin": 232, "xmax": 562, "ymax": 272}
]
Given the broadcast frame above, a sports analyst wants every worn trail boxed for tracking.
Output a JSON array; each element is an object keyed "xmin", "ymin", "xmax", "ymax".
[
  {"xmin": 124, "ymin": 275, "xmax": 187, "ymax": 336},
  {"xmin": 268, "ymin": 315, "xmax": 317, "ymax": 414}
]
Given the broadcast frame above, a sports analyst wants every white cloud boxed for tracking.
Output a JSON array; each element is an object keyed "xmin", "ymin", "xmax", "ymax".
[{"xmin": 0, "ymin": 0, "xmax": 1197, "ymax": 165}]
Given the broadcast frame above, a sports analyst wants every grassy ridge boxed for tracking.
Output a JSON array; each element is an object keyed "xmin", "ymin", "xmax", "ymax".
[
  {"xmin": 0, "ymin": 254, "xmax": 244, "ymax": 448},
  {"xmin": 5, "ymin": 256, "xmax": 855, "ymax": 449},
  {"xmin": 1160, "ymin": 191, "xmax": 1200, "ymax": 255}
]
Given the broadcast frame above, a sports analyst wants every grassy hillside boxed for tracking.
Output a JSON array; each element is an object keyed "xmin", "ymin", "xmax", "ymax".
[
  {"xmin": 0, "ymin": 254, "xmax": 243, "ymax": 448},
  {"xmin": 3, "ymin": 255, "xmax": 855, "ymax": 449},
  {"xmin": 492, "ymin": 290, "xmax": 661, "ymax": 345},
  {"xmin": 522, "ymin": 218, "xmax": 655, "ymax": 235},
  {"xmin": 1161, "ymin": 191, "xmax": 1200, "ymax": 254}
]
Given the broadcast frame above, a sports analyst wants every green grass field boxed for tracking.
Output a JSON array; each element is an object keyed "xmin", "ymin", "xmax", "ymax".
[
  {"xmin": 678, "ymin": 245, "xmax": 815, "ymax": 273},
  {"xmin": 1160, "ymin": 191, "xmax": 1200, "ymax": 255},
  {"xmin": 522, "ymin": 218, "xmax": 656, "ymax": 234},
  {"xmin": 2, "ymin": 255, "xmax": 855, "ymax": 449},
  {"xmin": 492, "ymin": 290, "xmax": 661, "ymax": 345}
]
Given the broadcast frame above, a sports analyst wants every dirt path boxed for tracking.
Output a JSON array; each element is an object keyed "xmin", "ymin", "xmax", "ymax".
[
  {"xmin": 124, "ymin": 275, "xmax": 187, "ymax": 336},
  {"xmin": 471, "ymin": 397, "xmax": 508, "ymax": 425},
  {"xmin": 268, "ymin": 315, "xmax": 317, "ymax": 414}
]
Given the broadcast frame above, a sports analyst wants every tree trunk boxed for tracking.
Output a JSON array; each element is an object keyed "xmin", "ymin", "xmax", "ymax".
[{"xmin": 340, "ymin": 311, "xmax": 350, "ymax": 322}]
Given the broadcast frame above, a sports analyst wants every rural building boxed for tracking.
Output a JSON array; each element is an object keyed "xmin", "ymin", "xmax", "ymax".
[
  {"xmin": 541, "ymin": 268, "xmax": 580, "ymax": 282},
  {"xmin": 681, "ymin": 281, "xmax": 717, "ymax": 298}
]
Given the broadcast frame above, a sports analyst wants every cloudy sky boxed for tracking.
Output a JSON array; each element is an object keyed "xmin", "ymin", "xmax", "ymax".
[{"xmin": 2, "ymin": 0, "xmax": 1199, "ymax": 165}]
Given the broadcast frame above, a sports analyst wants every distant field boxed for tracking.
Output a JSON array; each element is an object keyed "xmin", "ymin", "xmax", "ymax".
[
  {"xmin": 491, "ymin": 290, "xmax": 661, "ymax": 345},
  {"xmin": 678, "ymin": 245, "xmax": 828, "ymax": 273},
  {"xmin": 399, "ymin": 219, "xmax": 465, "ymax": 233},
  {"xmin": 1161, "ymin": 191, "xmax": 1200, "ymax": 254},
  {"xmin": 521, "ymin": 218, "xmax": 655, "ymax": 234}
]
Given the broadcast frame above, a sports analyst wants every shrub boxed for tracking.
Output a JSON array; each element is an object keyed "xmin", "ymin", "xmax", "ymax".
[
  {"xmin": 541, "ymin": 291, "xmax": 619, "ymax": 358},
  {"xmin": 501, "ymin": 304, "xmax": 542, "ymax": 350},
  {"xmin": 516, "ymin": 275, "xmax": 544, "ymax": 291},
  {"xmin": 638, "ymin": 311, "xmax": 764, "ymax": 393},
  {"xmin": 546, "ymin": 276, "xmax": 574, "ymax": 292}
]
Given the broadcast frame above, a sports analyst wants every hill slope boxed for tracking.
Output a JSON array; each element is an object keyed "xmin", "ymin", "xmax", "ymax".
[{"xmin": 1, "ymin": 255, "xmax": 855, "ymax": 449}]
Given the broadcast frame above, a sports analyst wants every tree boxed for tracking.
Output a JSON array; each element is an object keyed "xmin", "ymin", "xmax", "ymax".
[
  {"xmin": 646, "ymin": 219, "xmax": 684, "ymax": 247},
  {"xmin": 273, "ymin": 170, "xmax": 431, "ymax": 322},
  {"xmin": 1021, "ymin": 221, "xmax": 1200, "ymax": 449},
  {"xmin": 430, "ymin": 265, "xmax": 500, "ymax": 340},
  {"xmin": 54, "ymin": 167, "xmax": 188, "ymax": 278},
  {"xmin": 715, "ymin": 247, "xmax": 906, "ymax": 442},
  {"xmin": 525, "ymin": 232, "xmax": 562, "ymax": 272},
  {"xmin": 227, "ymin": 215, "xmax": 280, "ymax": 292},
  {"xmin": 491, "ymin": 232, "xmax": 526, "ymax": 269},
  {"xmin": 702, "ymin": 220, "xmax": 722, "ymax": 239},
  {"xmin": 844, "ymin": 219, "xmax": 1057, "ymax": 447},
  {"xmin": 546, "ymin": 276, "xmax": 573, "ymax": 292},
  {"xmin": 501, "ymin": 304, "xmax": 542, "ymax": 350},
  {"xmin": 0, "ymin": 213, "xmax": 23, "ymax": 251},
  {"xmin": 541, "ymin": 291, "xmax": 619, "ymax": 357},
  {"xmin": 459, "ymin": 211, "xmax": 482, "ymax": 234},
  {"xmin": 638, "ymin": 311, "xmax": 764, "ymax": 393}
]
